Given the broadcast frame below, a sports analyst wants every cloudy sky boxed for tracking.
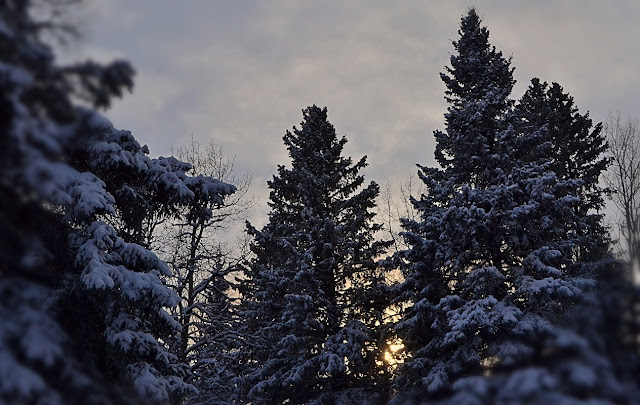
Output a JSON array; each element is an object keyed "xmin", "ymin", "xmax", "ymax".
[{"xmin": 66, "ymin": 0, "xmax": 640, "ymax": 227}]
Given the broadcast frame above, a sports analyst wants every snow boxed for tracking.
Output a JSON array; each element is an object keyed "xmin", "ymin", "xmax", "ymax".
[
  {"xmin": 130, "ymin": 363, "xmax": 172, "ymax": 403},
  {"xmin": 73, "ymin": 221, "xmax": 179, "ymax": 306}
]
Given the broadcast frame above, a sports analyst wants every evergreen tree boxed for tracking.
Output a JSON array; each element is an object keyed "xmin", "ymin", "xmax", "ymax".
[
  {"xmin": 394, "ymin": 9, "xmax": 517, "ymax": 400},
  {"xmin": 0, "ymin": 2, "xmax": 134, "ymax": 402},
  {"xmin": 434, "ymin": 7, "xmax": 515, "ymax": 188},
  {"xmin": 0, "ymin": 2, "xmax": 235, "ymax": 404},
  {"xmin": 393, "ymin": 8, "xmax": 633, "ymax": 404},
  {"xmin": 238, "ymin": 106, "xmax": 391, "ymax": 404},
  {"xmin": 65, "ymin": 124, "xmax": 235, "ymax": 404},
  {"xmin": 516, "ymin": 79, "xmax": 640, "ymax": 394},
  {"xmin": 516, "ymin": 78, "xmax": 609, "ymax": 219}
]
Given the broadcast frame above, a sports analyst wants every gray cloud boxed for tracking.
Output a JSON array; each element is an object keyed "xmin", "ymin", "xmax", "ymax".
[{"xmin": 75, "ymin": 0, "xmax": 640, "ymax": 226}]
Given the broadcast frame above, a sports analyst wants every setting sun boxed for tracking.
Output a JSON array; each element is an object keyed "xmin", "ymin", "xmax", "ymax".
[{"xmin": 384, "ymin": 342, "xmax": 405, "ymax": 365}]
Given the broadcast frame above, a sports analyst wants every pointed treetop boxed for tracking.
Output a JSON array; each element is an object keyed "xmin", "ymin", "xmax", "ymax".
[
  {"xmin": 284, "ymin": 105, "xmax": 342, "ymax": 166},
  {"xmin": 442, "ymin": 7, "xmax": 515, "ymax": 105},
  {"xmin": 434, "ymin": 8, "xmax": 515, "ymax": 184}
]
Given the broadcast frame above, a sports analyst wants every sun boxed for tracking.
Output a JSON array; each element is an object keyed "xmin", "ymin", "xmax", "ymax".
[{"xmin": 383, "ymin": 342, "xmax": 405, "ymax": 365}]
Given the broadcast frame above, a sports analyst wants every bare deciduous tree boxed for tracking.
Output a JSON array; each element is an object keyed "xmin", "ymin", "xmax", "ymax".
[
  {"xmin": 378, "ymin": 176, "xmax": 425, "ymax": 255},
  {"xmin": 158, "ymin": 136, "xmax": 255, "ymax": 400},
  {"xmin": 604, "ymin": 112, "xmax": 640, "ymax": 281}
]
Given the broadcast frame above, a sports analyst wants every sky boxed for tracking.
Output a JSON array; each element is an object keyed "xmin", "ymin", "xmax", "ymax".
[{"xmin": 64, "ymin": 0, "xmax": 640, "ymax": 228}]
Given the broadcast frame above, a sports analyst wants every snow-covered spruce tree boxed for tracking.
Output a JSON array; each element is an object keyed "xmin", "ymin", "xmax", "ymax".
[
  {"xmin": 238, "ymin": 106, "xmax": 392, "ymax": 404},
  {"xmin": 515, "ymin": 78, "xmax": 609, "ymax": 220},
  {"xmin": 433, "ymin": 9, "xmax": 515, "ymax": 189},
  {"xmin": 392, "ymin": 9, "xmax": 516, "ymax": 401},
  {"xmin": 66, "ymin": 124, "xmax": 235, "ymax": 404},
  {"xmin": 517, "ymin": 79, "xmax": 640, "ymax": 392},
  {"xmin": 1, "ymin": 2, "xmax": 134, "ymax": 403},
  {"xmin": 392, "ymin": 8, "xmax": 632, "ymax": 404},
  {"xmin": 0, "ymin": 2, "xmax": 235, "ymax": 404}
]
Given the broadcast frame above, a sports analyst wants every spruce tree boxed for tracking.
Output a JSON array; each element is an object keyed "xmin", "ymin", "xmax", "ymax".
[
  {"xmin": 516, "ymin": 78, "xmax": 609, "ymax": 219},
  {"xmin": 66, "ymin": 124, "xmax": 236, "ymax": 404},
  {"xmin": 238, "ymin": 105, "xmax": 391, "ymax": 404},
  {"xmin": 393, "ymin": 8, "xmax": 632, "ymax": 404},
  {"xmin": 516, "ymin": 78, "xmax": 639, "ymax": 395},
  {"xmin": 394, "ymin": 9, "xmax": 517, "ymax": 400},
  {"xmin": 0, "ymin": 2, "xmax": 235, "ymax": 403},
  {"xmin": 434, "ymin": 7, "xmax": 515, "ymax": 187}
]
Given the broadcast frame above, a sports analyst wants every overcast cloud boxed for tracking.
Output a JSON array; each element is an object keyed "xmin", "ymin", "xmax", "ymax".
[{"xmin": 68, "ymin": 0, "xmax": 640, "ymax": 227}]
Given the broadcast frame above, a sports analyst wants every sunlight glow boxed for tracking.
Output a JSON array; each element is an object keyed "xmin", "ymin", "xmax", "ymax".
[{"xmin": 383, "ymin": 342, "xmax": 405, "ymax": 364}]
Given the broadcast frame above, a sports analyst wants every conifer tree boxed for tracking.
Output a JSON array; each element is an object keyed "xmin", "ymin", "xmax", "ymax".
[
  {"xmin": 434, "ymin": 7, "xmax": 515, "ymax": 187},
  {"xmin": 67, "ymin": 124, "xmax": 235, "ymax": 404},
  {"xmin": 393, "ymin": 8, "xmax": 633, "ymax": 404},
  {"xmin": 0, "ymin": 2, "xmax": 235, "ymax": 403},
  {"xmin": 239, "ymin": 106, "xmax": 391, "ymax": 404},
  {"xmin": 394, "ymin": 10, "xmax": 517, "ymax": 399},
  {"xmin": 516, "ymin": 78, "xmax": 609, "ymax": 220},
  {"xmin": 516, "ymin": 79, "xmax": 639, "ymax": 393}
]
